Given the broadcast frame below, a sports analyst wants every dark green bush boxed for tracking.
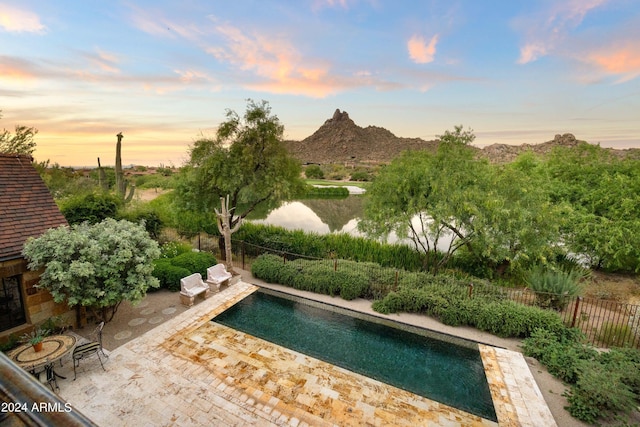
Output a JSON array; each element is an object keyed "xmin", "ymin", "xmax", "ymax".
[
  {"xmin": 304, "ymin": 164, "xmax": 324, "ymax": 179},
  {"xmin": 152, "ymin": 250, "xmax": 216, "ymax": 291},
  {"xmin": 120, "ymin": 209, "xmax": 163, "ymax": 239},
  {"xmin": 152, "ymin": 259, "xmax": 190, "ymax": 291},
  {"xmin": 170, "ymin": 251, "xmax": 216, "ymax": 278},
  {"xmin": 59, "ymin": 192, "xmax": 121, "ymax": 224}
]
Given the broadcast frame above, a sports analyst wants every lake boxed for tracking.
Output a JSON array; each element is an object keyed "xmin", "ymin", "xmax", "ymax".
[{"xmin": 250, "ymin": 195, "xmax": 454, "ymax": 251}]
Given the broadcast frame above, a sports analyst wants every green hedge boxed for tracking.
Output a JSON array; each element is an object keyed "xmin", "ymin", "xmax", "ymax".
[
  {"xmin": 152, "ymin": 251, "xmax": 217, "ymax": 291},
  {"xmin": 251, "ymin": 254, "xmax": 369, "ymax": 300},
  {"xmin": 372, "ymin": 286, "xmax": 565, "ymax": 338}
]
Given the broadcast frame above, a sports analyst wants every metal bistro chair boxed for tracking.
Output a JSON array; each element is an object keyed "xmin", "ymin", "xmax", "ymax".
[{"xmin": 73, "ymin": 321, "xmax": 108, "ymax": 380}]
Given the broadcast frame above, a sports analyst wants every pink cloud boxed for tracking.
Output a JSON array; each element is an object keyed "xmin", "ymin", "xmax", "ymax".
[
  {"xmin": 206, "ymin": 24, "xmax": 350, "ymax": 97},
  {"xmin": 407, "ymin": 34, "xmax": 439, "ymax": 64},
  {"xmin": 0, "ymin": 4, "xmax": 46, "ymax": 33},
  {"xmin": 514, "ymin": 0, "xmax": 609, "ymax": 64},
  {"xmin": 587, "ymin": 44, "xmax": 640, "ymax": 83}
]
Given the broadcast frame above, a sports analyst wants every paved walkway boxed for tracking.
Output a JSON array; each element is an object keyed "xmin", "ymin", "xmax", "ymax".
[{"xmin": 52, "ymin": 279, "xmax": 556, "ymax": 426}]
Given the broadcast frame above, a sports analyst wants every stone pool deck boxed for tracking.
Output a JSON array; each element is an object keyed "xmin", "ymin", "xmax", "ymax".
[{"xmin": 57, "ymin": 280, "xmax": 556, "ymax": 426}]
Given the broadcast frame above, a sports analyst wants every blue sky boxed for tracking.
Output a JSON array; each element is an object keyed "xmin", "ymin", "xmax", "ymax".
[{"xmin": 1, "ymin": 0, "xmax": 639, "ymax": 166}]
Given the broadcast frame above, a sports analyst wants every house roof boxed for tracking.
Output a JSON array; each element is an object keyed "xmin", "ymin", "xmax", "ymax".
[{"xmin": 0, "ymin": 154, "xmax": 68, "ymax": 261}]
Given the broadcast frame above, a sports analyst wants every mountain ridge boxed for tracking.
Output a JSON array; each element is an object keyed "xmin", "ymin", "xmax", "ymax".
[{"xmin": 284, "ymin": 109, "xmax": 639, "ymax": 164}]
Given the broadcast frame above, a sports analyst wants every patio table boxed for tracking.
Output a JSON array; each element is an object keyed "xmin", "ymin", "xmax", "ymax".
[{"xmin": 8, "ymin": 335, "xmax": 76, "ymax": 391}]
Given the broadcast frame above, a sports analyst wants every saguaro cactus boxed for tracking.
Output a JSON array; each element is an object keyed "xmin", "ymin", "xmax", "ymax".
[
  {"xmin": 114, "ymin": 132, "xmax": 134, "ymax": 202},
  {"xmin": 215, "ymin": 195, "xmax": 242, "ymax": 273}
]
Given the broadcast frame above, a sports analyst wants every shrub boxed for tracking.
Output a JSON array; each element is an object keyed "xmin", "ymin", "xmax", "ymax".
[
  {"xmin": 170, "ymin": 251, "xmax": 216, "ymax": 278},
  {"xmin": 526, "ymin": 265, "xmax": 583, "ymax": 310},
  {"xmin": 151, "ymin": 250, "xmax": 216, "ymax": 291},
  {"xmin": 251, "ymin": 255, "xmax": 372, "ymax": 301},
  {"xmin": 59, "ymin": 192, "xmax": 121, "ymax": 225},
  {"xmin": 159, "ymin": 241, "xmax": 193, "ymax": 258},
  {"xmin": 304, "ymin": 164, "xmax": 324, "ymax": 179},
  {"xmin": 566, "ymin": 361, "xmax": 637, "ymax": 424},
  {"xmin": 349, "ymin": 169, "xmax": 370, "ymax": 181},
  {"xmin": 523, "ymin": 328, "xmax": 640, "ymax": 424},
  {"xmin": 152, "ymin": 259, "xmax": 190, "ymax": 291}
]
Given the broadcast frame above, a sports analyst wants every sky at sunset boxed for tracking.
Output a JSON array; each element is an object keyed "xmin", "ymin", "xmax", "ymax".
[{"xmin": 1, "ymin": 0, "xmax": 639, "ymax": 167}]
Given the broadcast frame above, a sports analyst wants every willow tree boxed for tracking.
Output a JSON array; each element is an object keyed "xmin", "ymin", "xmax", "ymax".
[{"xmin": 174, "ymin": 100, "xmax": 303, "ymax": 261}]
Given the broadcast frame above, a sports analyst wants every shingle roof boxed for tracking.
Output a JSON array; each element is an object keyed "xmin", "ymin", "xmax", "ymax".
[{"xmin": 0, "ymin": 154, "xmax": 68, "ymax": 261}]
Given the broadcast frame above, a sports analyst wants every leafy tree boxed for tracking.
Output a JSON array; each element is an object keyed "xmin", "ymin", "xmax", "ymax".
[
  {"xmin": 544, "ymin": 145, "xmax": 640, "ymax": 272},
  {"xmin": 174, "ymin": 99, "xmax": 303, "ymax": 235},
  {"xmin": 0, "ymin": 111, "xmax": 38, "ymax": 155},
  {"xmin": 22, "ymin": 218, "xmax": 161, "ymax": 322},
  {"xmin": 360, "ymin": 126, "xmax": 562, "ymax": 275},
  {"xmin": 360, "ymin": 126, "xmax": 485, "ymax": 271}
]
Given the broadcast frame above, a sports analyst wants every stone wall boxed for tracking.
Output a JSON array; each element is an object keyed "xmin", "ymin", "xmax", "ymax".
[{"xmin": 0, "ymin": 258, "xmax": 79, "ymax": 344}]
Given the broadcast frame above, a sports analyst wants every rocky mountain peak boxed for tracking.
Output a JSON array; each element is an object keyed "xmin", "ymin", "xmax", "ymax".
[{"xmin": 283, "ymin": 110, "xmax": 639, "ymax": 165}]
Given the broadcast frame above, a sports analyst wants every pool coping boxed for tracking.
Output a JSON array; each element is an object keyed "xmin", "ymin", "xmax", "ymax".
[{"xmin": 58, "ymin": 280, "xmax": 557, "ymax": 426}]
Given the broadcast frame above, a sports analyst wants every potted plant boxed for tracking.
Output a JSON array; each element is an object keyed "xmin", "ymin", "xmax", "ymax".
[{"xmin": 21, "ymin": 327, "xmax": 49, "ymax": 352}]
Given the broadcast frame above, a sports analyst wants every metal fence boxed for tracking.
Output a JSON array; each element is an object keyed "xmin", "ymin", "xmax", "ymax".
[{"xmin": 194, "ymin": 235, "xmax": 640, "ymax": 349}]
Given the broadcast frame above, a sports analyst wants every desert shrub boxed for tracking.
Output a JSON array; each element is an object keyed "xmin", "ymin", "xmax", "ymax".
[
  {"xmin": 526, "ymin": 265, "xmax": 583, "ymax": 310},
  {"xmin": 566, "ymin": 361, "xmax": 637, "ymax": 424},
  {"xmin": 523, "ymin": 328, "xmax": 640, "ymax": 424},
  {"xmin": 349, "ymin": 169, "xmax": 371, "ymax": 181},
  {"xmin": 304, "ymin": 164, "xmax": 324, "ymax": 179},
  {"xmin": 522, "ymin": 328, "xmax": 596, "ymax": 383}
]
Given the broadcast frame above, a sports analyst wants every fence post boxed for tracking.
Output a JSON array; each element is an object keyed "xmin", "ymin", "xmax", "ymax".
[
  {"xmin": 283, "ymin": 254, "xmax": 286, "ymax": 264},
  {"xmin": 334, "ymin": 259, "xmax": 338, "ymax": 272},
  {"xmin": 394, "ymin": 271, "xmax": 399, "ymax": 291},
  {"xmin": 468, "ymin": 283, "xmax": 474, "ymax": 298},
  {"xmin": 241, "ymin": 241, "xmax": 245, "ymax": 270},
  {"xmin": 198, "ymin": 233, "xmax": 201, "ymax": 251},
  {"xmin": 571, "ymin": 296, "xmax": 582, "ymax": 328}
]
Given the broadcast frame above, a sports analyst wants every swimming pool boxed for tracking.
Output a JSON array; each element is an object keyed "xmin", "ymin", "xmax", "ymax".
[{"xmin": 212, "ymin": 288, "xmax": 497, "ymax": 421}]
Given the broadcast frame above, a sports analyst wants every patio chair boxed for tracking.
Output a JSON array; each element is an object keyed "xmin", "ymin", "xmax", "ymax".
[{"xmin": 73, "ymin": 321, "xmax": 108, "ymax": 380}]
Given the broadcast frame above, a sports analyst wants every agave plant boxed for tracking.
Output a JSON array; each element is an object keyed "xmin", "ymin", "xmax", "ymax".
[{"xmin": 526, "ymin": 265, "xmax": 584, "ymax": 311}]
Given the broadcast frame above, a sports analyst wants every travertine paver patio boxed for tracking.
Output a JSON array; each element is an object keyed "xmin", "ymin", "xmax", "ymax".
[{"xmin": 57, "ymin": 281, "xmax": 556, "ymax": 426}]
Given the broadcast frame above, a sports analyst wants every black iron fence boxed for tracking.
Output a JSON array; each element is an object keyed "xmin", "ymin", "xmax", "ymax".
[{"xmin": 194, "ymin": 235, "xmax": 640, "ymax": 349}]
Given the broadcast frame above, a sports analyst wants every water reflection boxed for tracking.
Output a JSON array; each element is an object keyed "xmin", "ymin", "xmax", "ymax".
[
  {"xmin": 250, "ymin": 195, "xmax": 454, "ymax": 251},
  {"xmin": 251, "ymin": 196, "xmax": 365, "ymax": 233}
]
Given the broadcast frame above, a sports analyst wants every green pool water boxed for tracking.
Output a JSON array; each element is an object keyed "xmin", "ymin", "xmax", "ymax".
[{"xmin": 212, "ymin": 289, "xmax": 497, "ymax": 421}]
